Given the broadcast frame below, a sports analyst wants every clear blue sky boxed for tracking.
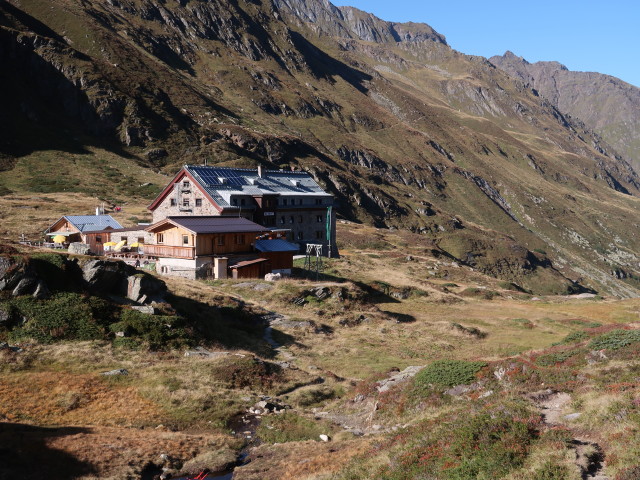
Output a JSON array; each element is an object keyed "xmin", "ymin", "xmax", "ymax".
[{"xmin": 331, "ymin": 0, "xmax": 640, "ymax": 88}]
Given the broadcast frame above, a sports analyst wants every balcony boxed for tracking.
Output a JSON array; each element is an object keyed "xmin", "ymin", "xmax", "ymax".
[{"xmin": 144, "ymin": 244, "xmax": 195, "ymax": 259}]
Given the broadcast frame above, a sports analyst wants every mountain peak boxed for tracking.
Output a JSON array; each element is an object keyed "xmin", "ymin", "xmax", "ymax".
[{"xmin": 274, "ymin": 0, "xmax": 446, "ymax": 45}]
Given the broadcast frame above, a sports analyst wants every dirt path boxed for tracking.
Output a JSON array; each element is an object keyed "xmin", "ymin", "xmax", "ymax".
[{"xmin": 528, "ymin": 390, "xmax": 609, "ymax": 480}]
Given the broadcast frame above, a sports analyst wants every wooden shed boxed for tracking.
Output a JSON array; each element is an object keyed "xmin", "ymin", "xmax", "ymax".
[
  {"xmin": 255, "ymin": 239, "xmax": 299, "ymax": 274},
  {"xmin": 230, "ymin": 258, "xmax": 271, "ymax": 279}
]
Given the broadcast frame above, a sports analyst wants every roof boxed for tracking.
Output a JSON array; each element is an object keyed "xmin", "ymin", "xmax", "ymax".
[
  {"xmin": 255, "ymin": 239, "xmax": 299, "ymax": 253},
  {"xmin": 186, "ymin": 166, "xmax": 332, "ymax": 209},
  {"xmin": 230, "ymin": 258, "xmax": 270, "ymax": 269},
  {"xmin": 84, "ymin": 227, "xmax": 148, "ymax": 235},
  {"xmin": 46, "ymin": 215, "xmax": 123, "ymax": 233},
  {"xmin": 146, "ymin": 216, "xmax": 269, "ymax": 234}
]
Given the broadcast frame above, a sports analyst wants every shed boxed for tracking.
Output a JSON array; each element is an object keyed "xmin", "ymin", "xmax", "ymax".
[
  {"xmin": 255, "ymin": 239, "xmax": 299, "ymax": 274},
  {"xmin": 230, "ymin": 258, "xmax": 271, "ymax": 279}
]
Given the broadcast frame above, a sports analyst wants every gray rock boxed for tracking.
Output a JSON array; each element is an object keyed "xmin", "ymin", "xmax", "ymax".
[
  {"xmin": 32, "ymin": 279, "xmax": 50, "ymax": 300},
  {"xmin": 564, "ymin": 413, "xmax": 581, "ymax": 421},
  {"xmin": 377, "ymin": 366, "xmax": 424, "ymax": 393},
  {"xmin": 12, "ymin": 276, "xmax": 38, "ymax": 297},
  {"xmin": 83, "ymin": 259, "xmax": 130, "ymax": 292},
  {"xmin": 265, "ymin": 273, "xmax": 282, "ymax": 281},
  {"xmin": 68, "ymin": 243, "xmax": 91, "ymax": 255},
  {"xmin": 127, "ymin": 274, "xmax": 166, "ymax": 304},
  {"xmin": 130, "ymin": 305, "xmax": 155, "ymax": 315},
  {"xmin": 101, "ymin": 368, "xmax": 129, "ymax": 376},
  {"xmin": 0, "ymin": 308, "xmax": 11, "ymax": 326}
]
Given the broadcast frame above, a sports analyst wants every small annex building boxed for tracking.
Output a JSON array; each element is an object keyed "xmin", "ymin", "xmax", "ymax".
[
  {"xmin": 145, "ymin": 216, "xmax": 270, "ymax": 279},
  {"xmin": 255, "ymin": 239, "xmax": 299, "ymax": 275},
  {"xmin": 45, "ymin": 215, "xmax": 123, "ymax": 246},
  {"xmin": 147, "ymin": 165, "xmax": 338, "ymax": 257},
  {"xmin": 83, "ymin": 227, "xmax": 154, "ymax": 256}
]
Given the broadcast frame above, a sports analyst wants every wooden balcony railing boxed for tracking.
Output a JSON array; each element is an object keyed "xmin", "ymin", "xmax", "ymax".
[{"xmin": 143, "ymin": 244, "xmax": 195, "ymax": 259}]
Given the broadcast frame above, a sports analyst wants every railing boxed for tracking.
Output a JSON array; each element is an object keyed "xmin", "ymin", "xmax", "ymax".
[{"xmin": 143, "ymin": 244, "xmax": 195, "ymax": 259}]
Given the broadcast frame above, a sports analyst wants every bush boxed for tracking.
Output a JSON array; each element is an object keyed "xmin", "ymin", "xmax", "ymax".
[
  {"xmin": 109, "ymin": 308, "xmax": 191, "ymax": 350},
  {"xmin": 8, "ymin": 293, "xmax": 105, "ymax": 343},
  {"xmin": 414, "ymin": 360, "xmax": 487, "ymax": 389},
  {"xmin": 385, "ymin": 409, "xmax": 537, "ymax": 480},
  {"xmin": 556, "ymin": 331, "xmax": 588, "ymax": 345},
  {"xmin": 589, "ymin": 329, "xmax": 640, "ymax": 351}
]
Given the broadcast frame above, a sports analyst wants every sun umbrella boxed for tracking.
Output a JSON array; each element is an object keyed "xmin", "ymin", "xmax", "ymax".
[
  {"xmin": 114, "ymin": 240, "xmax": 126, "ymax": 251},
  {"xmin": 103, "ymin": 242, "xmax": 117, "ymax": 246},
  {"xmin": 129, "ymin": 242, "xmax": 141, "ymax": 248},
  {"xmin": 52, "ymin": 235, "xmax": 66, "ymax": 243}
]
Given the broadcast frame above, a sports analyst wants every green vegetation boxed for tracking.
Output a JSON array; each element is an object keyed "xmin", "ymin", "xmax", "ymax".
[
  {"xmin": 589, "ymin": 329, "xmax": 640, "ymax": 351},
  {"xmin": 414, "ymin": 360, "xmax": 487, "ymax": 389}
]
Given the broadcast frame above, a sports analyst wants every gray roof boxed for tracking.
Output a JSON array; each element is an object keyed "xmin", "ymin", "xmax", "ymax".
[
  {"xmin": 61, "ymin": 215, "xmax": 123, "ymax": 233},
  {"xmin": 255, "ymin": 239, "xmax": 300, "ymax": 253},
  {"xmin": 185, "ymin": 165, "xmax": 332, "ymax": 209},
  {"xmin": 160, "ymin": 216, "xmax": 268, "ymax": 234}
]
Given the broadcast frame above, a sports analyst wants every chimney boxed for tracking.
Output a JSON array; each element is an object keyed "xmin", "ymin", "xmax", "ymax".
[{"xmin": 258, "ymin": 165, "xmax": 264, "ymax": 178}]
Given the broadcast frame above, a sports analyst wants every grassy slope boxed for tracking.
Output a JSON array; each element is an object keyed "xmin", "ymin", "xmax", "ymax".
[{"xmin": 3, "ymin": 228, "xmax": 640, "ymax": 478}]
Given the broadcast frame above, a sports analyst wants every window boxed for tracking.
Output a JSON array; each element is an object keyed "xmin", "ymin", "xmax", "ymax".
[
  {"xmin": 297, "ymin": 231, "xmax": 303, "ymax": 240},
  {"xmin": 298, "ymin": 198, "xmax": 302, "ymax": 205},
  {"xmin": 182, "ymin": 235, "xmax": 189, "ymax": 245},
  {"xmin": 316, "ymin": 231, "xmax": 324, "ymax": 239},
  {"xmin": 182, "ymin": 180, "xmax": 190, "ymax": 188},
  {"xmin": 137, "ymin": 237, "xmax": 144, "ymax": 243},
  {"xmin": 315, "ymin": 198, "xmax": 323, "ymax": 205},
  {"xmin": 235, "ymin": 234, "xmax": 245, "ymax": 245},
  {"xmin": 183, "ymin": 199, "xmax": 190, "ymax": 207},
  {"xmin": 195, "ymin": 198, "xmax": 202, "ymax": 207},
  {"xmin": 289, "ymin": 216, "xmax": 294, "ymax": 224},
  {"xmin": 157, "ymin": 233, "xmax": 164, "ymax": 244},
  {"xmin": 240, "ymin": 198, "xmax": 246, "ymax": 206},
  {"xmin": 279, "ymin": 216, "xmax": 285, "ymax": 224},
  {"xmin": 232, "ymin": 198, "xmax": 238, "ymax": 206},
  {"xmin": 317, "ymin": 215, "xmax": 324, "ymax": 223},
  {"xmin": 121, "ymin": 236, "xmax": 127, "ymax": 242},
  {"xmin": 282, "ymin": 198, "xmax": 288, "ymax": 206},
  {"xmin": 217, "ymin": 236, "xmax": 225, "ymax": 246},
  {"xmin": 96, "ymin": 236, "xmax": 102, "ymax": 243},
  {"xmin": 298, "ymin": 215, "xmax": 303, "ymax": 223},
  {"xmin": 170, "ymin": 198, "xmax": 176, "ymax": 206}
]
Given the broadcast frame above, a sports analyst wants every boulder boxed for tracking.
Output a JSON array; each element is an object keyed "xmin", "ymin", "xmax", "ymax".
[
  {"xmin": 0, "ymin": 308, "xmax": 12, "ymax": 326},
  {"xmin": 265, "ymin": 273, "xmax": 282, "ymax": 281},
  {"xmin": 32, "ymin": 279, "xmax": 50, "ymax": 300},
  {"xmin": 0, "ymin": 256, "xmax": 25, "ymax": 291},
  {"xmin": 126, "ymin": 274, "xmax": 166, "ymax": 303},
  {"xmin": 68, "ymin": 243, "xmax": 91, "ymax": 255},
  {"xmin": 11, "ymin": 276, "xmax": 38, "ymax": 296},
  {"xmin": 130, "ymin": 305, "xmax": 155, "ymax": 315},
  {"xmin": 82, "ymin": 259, "xmax": 131, "ymax": 292}
]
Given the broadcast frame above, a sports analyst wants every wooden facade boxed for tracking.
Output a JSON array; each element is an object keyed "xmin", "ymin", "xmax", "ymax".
[
  {"xmin": 148, "ymin": 224, "xmax": 259, "ymax": 258},
  {"xmin": 259, "ymin": 251, "xmax": 294, "ymax": 271}
]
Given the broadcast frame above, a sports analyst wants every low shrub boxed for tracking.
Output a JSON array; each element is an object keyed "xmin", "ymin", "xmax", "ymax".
[
  {"xmin": 414, "ymin": 360, "xmax": 487, "ymax": 390},
  {"xmin": 108, "ymin": 308, "xmax": 191, "ymax": 350},
  {"xmin": 589, "ymin": 329, "xmax": 640, "ymax": 351}
]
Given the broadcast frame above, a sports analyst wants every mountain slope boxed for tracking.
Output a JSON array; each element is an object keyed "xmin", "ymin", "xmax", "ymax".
[
  {"xmin": 1, "ymin": 0, "xmax": 640, "ymax": 296},
  {"xmin": 490, "ymin": 51, "xmax": 640, "ymax": 172}
]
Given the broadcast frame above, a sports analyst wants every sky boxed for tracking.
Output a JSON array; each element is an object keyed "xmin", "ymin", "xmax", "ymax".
[{"xmin": 331, "ymin": 0, "xmax": 640, "ymax": 88}]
